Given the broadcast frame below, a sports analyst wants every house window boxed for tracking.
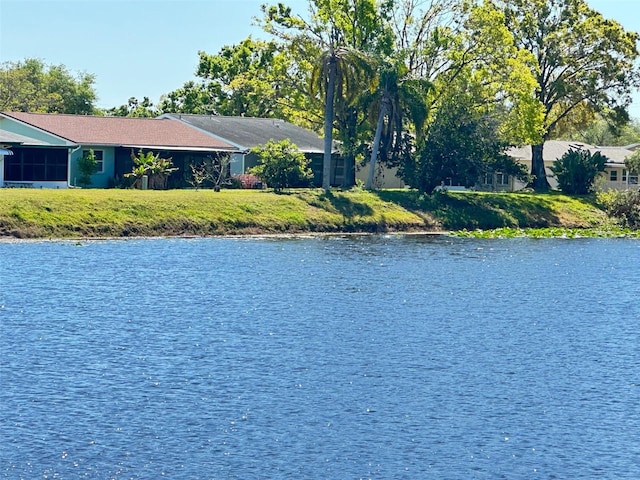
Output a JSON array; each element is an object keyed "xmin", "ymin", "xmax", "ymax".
[
  {"xmin": 333, "ymin": 158, "xmax": 345, "ymax": 180},
  {"xmin": 83, "ymin": 149, "xmax": 104, "ymax": 173},
  {"xmin": 622, "ymin": 169, "xmax": 627, "ymax": 182},
  {"xmin": 498, "ymin": 173, "xmax": 509, "ymax": 185},
  {"xmin": 610, "ymin": 170, "xmax": 618, "ymax": 182},
  {"xmin": 483, "ymin": 173, "xmax": 492, "ymax": 185},
  {"xmin": 629, "ymin": 173, "xmax": 639, "ymax": 185}
]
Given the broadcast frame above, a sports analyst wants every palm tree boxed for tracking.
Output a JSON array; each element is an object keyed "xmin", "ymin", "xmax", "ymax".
[
  {"xmin": 312, "ymin": 31, "xmax": 375, "ymax": 190},
  {"xmin": 366, "ymin": 61, "xmax": 432, "ymax": 189}
]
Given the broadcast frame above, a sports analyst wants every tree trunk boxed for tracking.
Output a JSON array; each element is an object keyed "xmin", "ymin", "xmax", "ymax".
[
  {"xmin": 529, "ymin": 142, "xmax": 550, "ymax": 191},
  {"xmin": 366, "ymin": 100, "xmax": 387, "ymax": 190},
  {"xmin": 323, "ymin": 59, "xmax": 336, "ymax": 192}
]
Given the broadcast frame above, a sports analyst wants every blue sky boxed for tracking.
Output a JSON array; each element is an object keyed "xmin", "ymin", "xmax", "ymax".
[{"xmin": 1, "ymin": 0, "xmax": 639, "ymax": 118}]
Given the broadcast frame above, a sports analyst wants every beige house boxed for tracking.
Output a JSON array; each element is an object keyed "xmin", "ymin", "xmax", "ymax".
[
  {"xmin": 508, "ymin": 140, "xmax": 638, "ymax": 192},
  {"xmin": 358, "ymin": 140, "xmax": 640, "ymax": 191},
  {"xmin": 356, "ymin": 162, "xmax": 405, "ymax": 189},
  {"xmin": 362, "ymin": 140, "xmax": 640, "ymax": 191},
  {"xmin": 597, "ymin": 146, "xmax": 638, "ymax": 191}
]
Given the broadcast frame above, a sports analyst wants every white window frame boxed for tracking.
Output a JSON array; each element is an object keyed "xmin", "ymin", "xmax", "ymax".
[
  {"xmin": 82, "ymin": 149, "xmax": 104, "ymax": 174},
  {"xmin": 496, "ymin": 172, "xmax": 509, "ymax": 186}
]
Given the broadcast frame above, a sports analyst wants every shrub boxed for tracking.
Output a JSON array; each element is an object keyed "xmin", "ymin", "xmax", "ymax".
[
  {"xmin": 232, "ymin": 174, "xmax": 263, "ymax": 189},
  {"xmin": 77, "ymin": 149, "xmax": 98, "ymax": 186},
  {"xmin": 597, "ymin": 189, "xmax": 640, "ymax": 229},
  {"xmin": 125, "ymin": 150, "xmax": 177, "ymax": 190},
  {"xmin": 248, "ymin": 139, "xmax": 313, "ymax": 192},
  {"xmin": 550, "ymin": 148, "xmax": 607, "ymax": 194},
  {"xmin": 187, "ymin": 159, "xmax": 214, "ymax": 190},
  {"xmin": 187, "ymin": 155, "xmax": 231, "ymax": 191}
]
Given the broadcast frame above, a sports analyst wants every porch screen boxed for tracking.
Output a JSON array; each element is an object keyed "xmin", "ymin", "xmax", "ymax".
[{"xmin": 4, "ymin": 147, "xmax": 67, "ymax": 182}]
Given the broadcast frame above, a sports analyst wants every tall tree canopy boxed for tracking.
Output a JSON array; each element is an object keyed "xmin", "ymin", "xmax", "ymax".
[
  {"xmin": 44, "ymin": 0, "xmax": 636, "ymax": 193},
  {"xmin": 494, "ymin": 0, "xmax": 640, "ymax": 191},
  {"xmin": 0, "ymin": 58, "xmax": 97, "ymax": 114},
  {"xmin": 261, "ymin": 0, "xmax": 394, "ymax": 189},
  {"xmin": 371, "ymin": 0, "xmax": 542, "ymax": 189},
  {"xmin": 407, "ymin": 82, "xmax": 528, "ymax": 193}
]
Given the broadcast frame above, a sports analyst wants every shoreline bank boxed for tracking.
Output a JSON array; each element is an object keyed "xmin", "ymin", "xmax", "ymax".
[{"xmin": 0, "ymin": 188, "xmax": 626, "ymax": 240}]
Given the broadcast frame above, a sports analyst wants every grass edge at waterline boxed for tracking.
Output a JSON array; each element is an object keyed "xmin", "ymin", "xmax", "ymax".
[{"xmin": 0, "ymin": 188, "xmax": 627, "ymax": 239}]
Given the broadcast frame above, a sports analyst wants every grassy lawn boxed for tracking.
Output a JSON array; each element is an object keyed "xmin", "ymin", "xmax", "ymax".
[{"xmin": 0, "ymin": 187, "xmax": 620, "ymax": 239}]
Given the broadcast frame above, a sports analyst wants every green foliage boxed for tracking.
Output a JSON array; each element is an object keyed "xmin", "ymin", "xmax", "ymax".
[
  {"xmin": 453, "ymin": 2, "xmax": 545, "ymax": 145},
  {"xmin": 0, "ymin": 58, "xmax": 97, "ymax": 114},
  {"xmin": 261, "ymin": 0, "xmax": 396, "ymax": 189},
  {"xmin": 161, "ymin": 38, "xmax": 297, "ymax": 118},
  {"xmin": 496, "ymin": 0, "xmax": 640, "ymax": 190},
  {"xmin": 597, "ymin": 189, "xmax": 640, "ymax": 229},
  {"xmin": 366, "ymin": 60, "xmax": 433, "ymax": 189},
  {"xmin": 500, "ymin": 0, "xmax": 639, "ymax": 135},
  {"xmin": 105, "ymin": 97, "xmax": 157, "ymax": 117},
  {"xmin": 550, "ymin": 148, "xmax": 607, "ymax": 195},
  {"xmin": 157, "ymin": 81, "xmax": 218, "ymax": 115},
  {"xmin": 624, "ymin": 149, "xmax": 640, "ymax": 176},
  {"xmin": 454, "ymin": 227, "xmax": 635, "ymax": 239},
  {"xmin": 77, "ymin": 149, "xmax": 98, "ymax": 187},
  {"xmin": 125, "ymin": 150, "xmax": 178, "ymax": 190},
  {"xmin": 248, "ymin": 140, "xmax": 313, "ymax": 192},
  {"xmin": 560, "ymin": 113, "xmax": 640, "ymax": 147},
  {"xmin": 404, "ymin": 88, "xmax": 527, "ymax": 193}
]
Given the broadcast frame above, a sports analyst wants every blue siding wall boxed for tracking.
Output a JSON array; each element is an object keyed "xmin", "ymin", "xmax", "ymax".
[{"xmin": 69, "ymin": 146, "xmax": 115, "ymax": 188}]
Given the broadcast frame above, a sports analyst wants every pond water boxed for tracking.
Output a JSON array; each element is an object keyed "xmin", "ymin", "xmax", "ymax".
[{"xmin": 1, "ymin": 235, "xmax": 639, "ymax": 479}]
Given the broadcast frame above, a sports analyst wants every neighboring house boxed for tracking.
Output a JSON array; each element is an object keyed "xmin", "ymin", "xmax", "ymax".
[
  {"xmin": 508, "ymin": 140, "xmax": 638, "ymax": 192},
  {"xmin": 357, "ymin": 162, "xmax": 405, "ymax": 189},
  {"xmin": 0, "ymin": 112, "xmax": 236, "ymax": 188},
  {"xmin": 161, "ymin": 114, "xmax": 353, "ymax": 188},
  {"xmin": 506, "ymin": 140, "xmax": 589, "ymax": 191},
  {"xmin": 342, "ymin": 139, "xmax": 640, "ymax": 191},
  {"xmin": 598, "ymin": 145, "xmax": 638, "ymax": 191}
]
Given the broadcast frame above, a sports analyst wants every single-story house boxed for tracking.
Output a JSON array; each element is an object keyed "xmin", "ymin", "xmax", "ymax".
[
  {"xmin": 351, "ymin": 139, "xmax": 640, "ymax": 191},
  {"xmin": 161, "ymin": 114, "xmax": 352, "ymax": 188},
  {"xmin": 0, "ymin": 112, "xmax": 237, "ymax": 188},
  {"xmin": 507, "ymin": 140, "xmax": 638, "ymax": 192},
  {"xmin": 597, "ymin": 145, "xmax": 638, "ymax": 190}
]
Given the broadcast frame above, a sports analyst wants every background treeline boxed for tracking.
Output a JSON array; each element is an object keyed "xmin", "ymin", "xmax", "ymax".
[{"xmin": 1, "ymin": 0, "xmax": 639, "ymax": 192}]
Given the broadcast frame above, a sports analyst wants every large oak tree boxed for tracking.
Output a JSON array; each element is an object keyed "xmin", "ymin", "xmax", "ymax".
[{"xmin": 494, "ymin": 0, "xmax": 640, "ymax": 191}]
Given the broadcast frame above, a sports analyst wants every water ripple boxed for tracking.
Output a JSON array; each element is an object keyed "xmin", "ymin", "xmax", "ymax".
[{"xmin": 1, "ymin": 236, "xmax": 639, "ymax": 479}]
